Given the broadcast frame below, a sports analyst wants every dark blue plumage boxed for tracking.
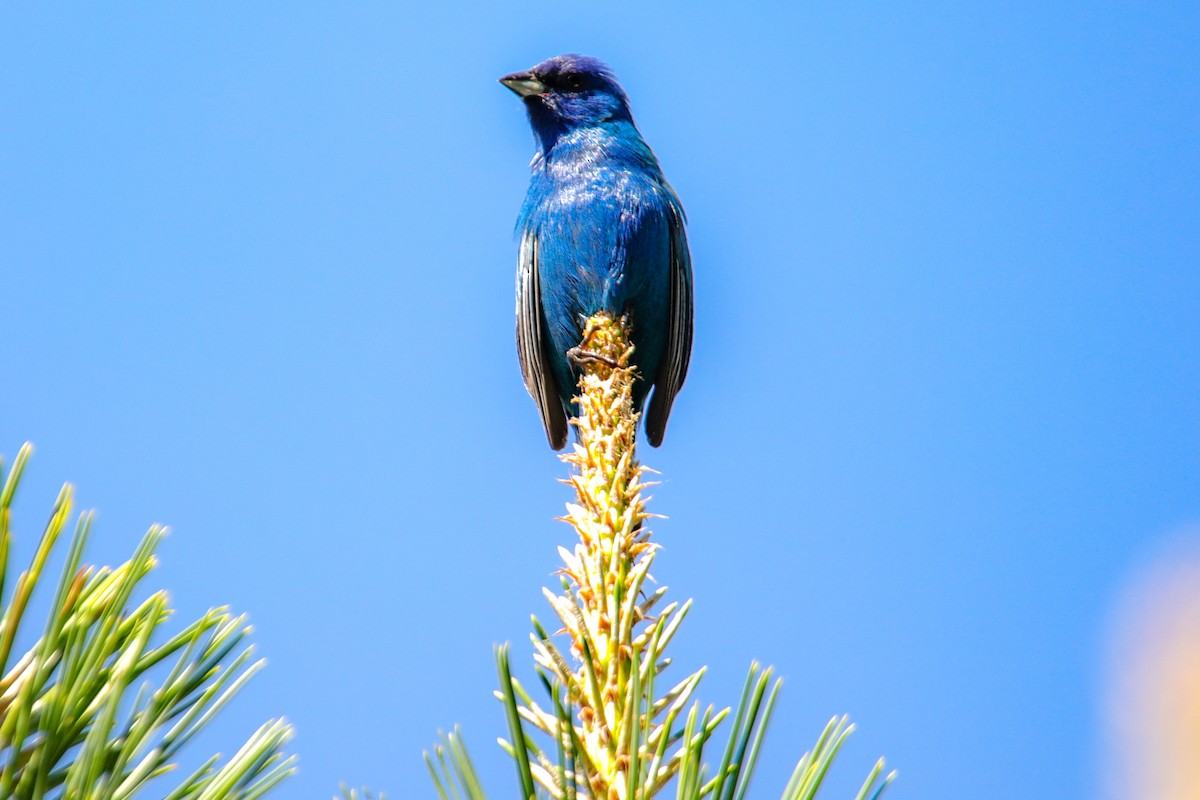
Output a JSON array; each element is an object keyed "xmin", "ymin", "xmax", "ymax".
[{"xmin": 501, "ymin": 55, "xmax": 693, "ymax": 450}]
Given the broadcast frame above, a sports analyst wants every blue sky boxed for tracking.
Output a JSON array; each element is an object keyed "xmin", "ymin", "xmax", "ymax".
[{"xmin": 2, "ymin": 3, "xmax": 1198, "ymax": 798}]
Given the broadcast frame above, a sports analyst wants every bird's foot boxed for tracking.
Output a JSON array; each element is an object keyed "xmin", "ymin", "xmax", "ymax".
[{"xmin": 567, "ymin": 347, "xmax": 620, "ymax": 369}]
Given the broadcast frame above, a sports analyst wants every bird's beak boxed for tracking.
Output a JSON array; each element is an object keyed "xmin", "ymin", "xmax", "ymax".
[{"xmin": 499, "ymin": 71, "xmax": 546, "ymax": 98}]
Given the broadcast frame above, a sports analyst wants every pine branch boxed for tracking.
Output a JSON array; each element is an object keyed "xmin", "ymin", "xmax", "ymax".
[
  {"xmin": 0, "ymin": 443, "xmax": 296, "ymax": 799},
  {"xmin": 433, "ymin": 314, "xmax": 894, "ymax": 800}
]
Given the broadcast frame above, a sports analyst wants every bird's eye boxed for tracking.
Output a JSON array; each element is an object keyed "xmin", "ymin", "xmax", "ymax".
[{"xmin": 565, "ymin": 74, "xmax": 584, "ymax": 91}]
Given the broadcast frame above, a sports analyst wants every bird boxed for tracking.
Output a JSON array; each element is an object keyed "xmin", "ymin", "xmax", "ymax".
[{"xmin": 500, "ymin": 54, "xmax": 693, "ymax": 450}]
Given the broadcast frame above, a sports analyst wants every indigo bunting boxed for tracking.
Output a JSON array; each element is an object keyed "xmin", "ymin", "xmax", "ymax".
[{"xmin": 501, "ymin": 54, "xmax": 693, "ymax": 450}]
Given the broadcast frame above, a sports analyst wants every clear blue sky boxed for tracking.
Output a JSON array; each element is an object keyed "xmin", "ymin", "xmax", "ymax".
[{"xmin": 2, "ymin": 3, "xmax": 1197, "ymax": 798}]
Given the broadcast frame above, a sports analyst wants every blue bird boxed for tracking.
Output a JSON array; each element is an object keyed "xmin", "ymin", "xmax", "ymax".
[{"xmin": 500, "ymin": 54, "xmax": 693, "ymax": 450}]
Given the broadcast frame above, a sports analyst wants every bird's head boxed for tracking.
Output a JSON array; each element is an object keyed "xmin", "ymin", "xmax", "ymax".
[{"xmin": 500, "ymin": 55, "xmax": 633, "ymax": 151}]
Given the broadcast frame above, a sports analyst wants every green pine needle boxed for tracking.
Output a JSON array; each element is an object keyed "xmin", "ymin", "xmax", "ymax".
[{"xmin": 0, "ymin": 443, "xmax": 295, "ymax": 799}]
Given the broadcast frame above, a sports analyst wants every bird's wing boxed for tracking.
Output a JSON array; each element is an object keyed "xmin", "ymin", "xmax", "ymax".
[
  {"xmin": 516, "ymin": 229, "xmax": 569, "ymax": 450},
  {"xmin": 644, "ymin": 198, "xmax": 694, "ymax": 447}
]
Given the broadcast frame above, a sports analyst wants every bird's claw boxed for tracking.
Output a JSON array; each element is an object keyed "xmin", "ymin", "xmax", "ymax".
[{"xmin": 567, "ymin": 347, "xmax": 620, "ymax": 369}]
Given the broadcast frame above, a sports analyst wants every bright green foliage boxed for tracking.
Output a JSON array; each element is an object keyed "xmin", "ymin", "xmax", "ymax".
[
  {"xmin": 425, "ymin": 727, "xmax": 485, "ymax": 800},
  {"xmin": 0, "ymin": 443, "xmax": 295, "ymax": 799},
  {"xmin": 491, "ymin": 655, "xmax": 893, "ymax": 800}
]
